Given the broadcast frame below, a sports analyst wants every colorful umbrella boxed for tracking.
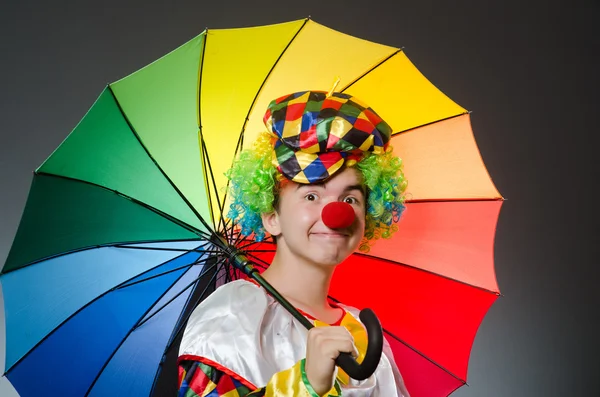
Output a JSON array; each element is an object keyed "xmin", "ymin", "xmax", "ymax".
[{"xmin": 0, "ymin": 18, "xmax": 502, "ymax": 397}]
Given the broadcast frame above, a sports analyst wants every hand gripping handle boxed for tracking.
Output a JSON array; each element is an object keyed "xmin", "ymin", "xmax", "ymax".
[{"xmin": 334, "ymin": 308, "xmax": 383, "ymax": 380}]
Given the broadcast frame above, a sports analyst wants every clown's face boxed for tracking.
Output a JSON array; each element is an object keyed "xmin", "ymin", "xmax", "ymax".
[{"xmin": 262, "ymin": 167, "xmax": 366, "ymax": 268}]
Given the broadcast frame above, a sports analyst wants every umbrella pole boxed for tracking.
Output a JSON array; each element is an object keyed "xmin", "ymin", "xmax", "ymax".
[
  {"xmin": 211, "ymin": 235, "xmax": 383, "ymax": 381},
  {"xmin": 220, "ymin": 240, "xmax": 314, "ymax": 330}
]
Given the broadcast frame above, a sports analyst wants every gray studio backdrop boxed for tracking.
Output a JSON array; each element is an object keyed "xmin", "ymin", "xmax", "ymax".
[{"xmin": 1, "ymin": 1, "xmax": 598, "ymax": 396}]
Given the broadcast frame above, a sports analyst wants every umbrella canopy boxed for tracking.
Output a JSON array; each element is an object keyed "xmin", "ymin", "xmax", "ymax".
[{"xmin": 1, "ymin": 18, "xmax": 502, "ymax": 397}]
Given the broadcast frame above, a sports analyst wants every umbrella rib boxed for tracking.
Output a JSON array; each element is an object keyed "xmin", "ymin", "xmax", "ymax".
[
  {"xmin": 215, "ymin": 18, "xmax": 310, "ymax": 231},
  {"xmin": 236, "ymin": 239, "xmax": 275, "ymax": 250},
  {"xmin": 404, "ymin": 197, "xmax": 504, "ymax": 204},
  {"xmin": 198, "ymin": 135, "xmax": 224, "ymax": 231},
  {"xmin": 352, "ymin": 198, "xmax": 505, "ymax": 296},
  {"xmin": 243, "ymin": 252, "xmax": 271, "ymax": 271},
  {"xmin": 219, "ymin": 221, "xmax": 248, "ymax": 249},
  {"xmin": 220, "ymin": 216, "xmax": 235, "ymax": 241},
  {"xmin": 196, "ymin": 31, "xmax": 216, "ymax": 230},
  {"xmin": 236, "ymin": 239, "xmax": 276, "ymax": 251},
  {"xmin": 2, "ymin": 244, "xmax": 207, "ymax": 375},
  {"xmin": 83, "ymin": 255, "xmax": 213, "ymax": 397},
  {"xmin": 223, "ymin": 216, "xmax": 245, "ymax": 244},
  {"xmin": 107, "ymin": 85, "xmax": 217, "ymax": 235},
  {"xmin": 339, "ymin": 48, "xmax": 403, "ymax": 93},
  {"xmin": 36, "ymin": 171, "xmax": 212, "ymax": 237},
  {"xmin": 150, "ymin": 256, "xmax": 227, "ymax": 396},
  {"xmin": 382, "ymin": 328, "xmax": 467, "ymax": 384},
  {"xmin": 161, "ymin": 256, "xmax": 230, "ymax": 354},
  {"xmin": 338, "ymin": 51, "xmax": 470, "ymax": 136},
  {"xmin": 0, "ymin": 235, "xmax": 206, "ymax": 276},
  {"xmin": 199, "ymin": 140, "xmax": 217, "ymax": 230},
  {"xmin": 390, "ymin": 111, "xmax": 472, "ymax": 137},
  {"xmin": 236, "ymin": 17, "xmax": 308, "ymax": 151},
  {"xmin": 132, "ymin": 257, "xmax": 222, "ymax": 329},
  {"xmin": 219, "ymin": 203, "xmax": 242, "ymax": 242},
  {"xmin": 231, "ymin": 227, "xmax": 273, "ymax": 250},
  {"xmin": 113, "ymin": 240, "xmax": 212, "ymax": 253},
  {"xmin": 234, "ymin": 249, "xmax": 276, "ymax": 253},
  {"xmin": 352, "ymin": 251, "xmax": 501, "ymax": 296},
  {"xmin": 114, "ymin": 245, "xmax": 230, "ymax": 258},
  {"xmin": 113, "ymin": 255, "xmax": 218, "ymax": 290},
  {"xmin": 2, "ymin": 171, "xmax": 213, "ymax": 274},
  {"xmin": 212, "ymin": 224, "xmax": 271, "ymax": 272}
]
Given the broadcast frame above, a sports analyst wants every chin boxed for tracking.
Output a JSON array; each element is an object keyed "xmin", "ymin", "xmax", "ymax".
[
  {"xmin": 307, "ymin": 248, "xmax": 354, "ymax": 267},
  {"xmin": 313, "ymin": 257, "xmax": 344, "ymax": 267}
]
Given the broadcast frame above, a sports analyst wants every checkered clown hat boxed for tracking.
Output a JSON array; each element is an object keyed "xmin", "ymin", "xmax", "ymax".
[{"xmin": 263, "ymin": 90, "xmax": 392, "ymax": 184}]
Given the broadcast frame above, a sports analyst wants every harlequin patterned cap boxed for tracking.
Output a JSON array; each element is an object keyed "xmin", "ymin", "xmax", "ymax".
[{"xmin": 263, "ymin": 90, "xmax": 392, "ymax": 184}]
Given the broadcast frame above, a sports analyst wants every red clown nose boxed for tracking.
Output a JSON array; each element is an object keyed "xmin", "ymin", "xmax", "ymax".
[{"xmin": 321, "ymin": 201, "xmax": 356, "ymax": 229}]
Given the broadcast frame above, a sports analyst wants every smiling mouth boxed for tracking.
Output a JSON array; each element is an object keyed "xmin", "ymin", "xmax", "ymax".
[{"xmin": 310, "ymin": 232, "xmax": 349, "ymax": 238}]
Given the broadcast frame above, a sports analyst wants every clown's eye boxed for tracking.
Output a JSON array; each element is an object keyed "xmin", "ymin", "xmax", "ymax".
[
  {"xmin": 344, "ymin": 196, "xmax": 358, "ymax": 205},
  {"xmin": 305, "ymin": 193, "xmax": 318, "ymax": 201}
]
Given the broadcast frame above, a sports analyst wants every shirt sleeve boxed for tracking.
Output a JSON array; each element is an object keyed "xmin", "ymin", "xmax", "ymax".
[{"xmin": 178, "ymin": 359, "xmax": 341, "ymax": 397}]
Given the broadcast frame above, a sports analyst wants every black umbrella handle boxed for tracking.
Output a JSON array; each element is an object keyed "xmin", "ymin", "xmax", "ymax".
[
  {"xmin": 219, "ymin": 243, "xmax": 384, "ymax": 381},
  {"xmin": 334, "ymin": 308, "xmax": 383, "ymax": 380}
]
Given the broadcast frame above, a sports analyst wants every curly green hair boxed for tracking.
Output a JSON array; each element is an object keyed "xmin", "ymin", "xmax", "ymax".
[{"xmin": 226, "ymin": 132, "xmax": 407, "ymax": 252}]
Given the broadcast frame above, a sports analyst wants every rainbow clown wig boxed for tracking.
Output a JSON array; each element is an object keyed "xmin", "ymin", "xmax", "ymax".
[{"xmin": 226, "ymin": 90, "xmax": 407, "ymax": 252}]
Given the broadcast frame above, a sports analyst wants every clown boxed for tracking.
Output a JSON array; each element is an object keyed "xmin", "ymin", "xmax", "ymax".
[{"xmin": 178, "ymin": 90, "xmax": 410, "ymax": 396}]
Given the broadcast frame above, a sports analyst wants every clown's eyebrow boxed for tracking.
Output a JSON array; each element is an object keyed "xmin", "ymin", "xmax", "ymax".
[
  {"xmin": 296, "ymin": 182, "xmax": 323, "ymax": 190},
  {"xmin": 296, "ymin": 183, "xmax": 365, "ymax": 196},
  {"xmin": 344, "ymin": 184, "xmax": 367, "ymax": 196}
]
